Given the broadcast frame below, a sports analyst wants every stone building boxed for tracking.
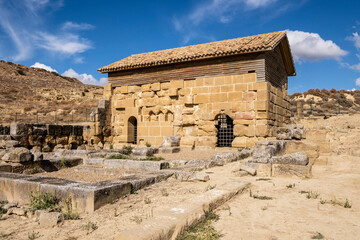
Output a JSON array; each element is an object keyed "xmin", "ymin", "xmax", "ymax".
[{"xmin": 98, "ymin": 31, "xmax": 296, "ymax": 148}]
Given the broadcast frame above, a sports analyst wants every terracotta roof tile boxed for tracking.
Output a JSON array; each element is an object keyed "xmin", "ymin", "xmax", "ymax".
[{"xmin": 98, "ymin": 31, "xmax": 287, "ymax": 73}]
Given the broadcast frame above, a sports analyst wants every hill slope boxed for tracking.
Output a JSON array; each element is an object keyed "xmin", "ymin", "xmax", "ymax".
[
  {"xmin": 289, "ymin": 88, "xmax": 360, "ymax": 116},
  {"xmin": 0, "ymin": 60, "xmax": 103, "ymax": 124}
]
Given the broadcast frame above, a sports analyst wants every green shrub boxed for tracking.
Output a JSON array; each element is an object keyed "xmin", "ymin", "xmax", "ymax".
[
  {"xmin": 107, "ymin": 154, "xmax": 129, "ymax": 159},
  {"xmin": 30, "ymin": 191, "xmax": 59, "ymax": 210},
  {"xmin": 122, "ymin": 145, "xmax": 133, "ymax": 154}
]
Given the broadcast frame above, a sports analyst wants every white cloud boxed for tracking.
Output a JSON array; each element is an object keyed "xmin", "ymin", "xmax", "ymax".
[
  {"xmin": 62, "ymin": 68, "xmax": 107, "ymax": 86},
  {"xmin": 287, "ymin": 30, "xmax": 348, "ymax": 62},
  {"xmin": 179, "ymin": 0, "xmax": 276, "ymax": 28},
  {"xmin": 350, "ymin": 63, "xmax": 360, "ymax": 71},
  {"xmin": 0, "ymin": 0, "xmax": 91, "ymax": 61},
  {"xmin": 356, "ymin": 78, "xmax": 360, "ymax": 87},
  {"xmin": 346, "ymin": 32, "xmax": 360, "ymax": 50},
  {"xmin": 37, "ymin": 32, "xmax": 92, "ymax": 55},
  {"xmin": 31, "ymin": 62, "xmax": 57, "ymax": 72},
  {"xmin": 61, "ymin": 21, "xmax": 95, "ymax": 31}
]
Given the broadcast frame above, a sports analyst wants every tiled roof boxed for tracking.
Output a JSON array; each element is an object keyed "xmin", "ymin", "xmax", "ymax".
[{"xmin": 99, "ymin": 31, "xmax": 287, "ymax": 73}]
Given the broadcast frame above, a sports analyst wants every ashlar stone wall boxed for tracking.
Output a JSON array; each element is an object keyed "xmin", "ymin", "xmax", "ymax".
[{"xmin": 104, "ymin": 73, "xmax": 290, "ymax": 148}]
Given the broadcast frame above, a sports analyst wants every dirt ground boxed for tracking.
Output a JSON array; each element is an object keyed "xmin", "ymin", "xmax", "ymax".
[
  {"xmin": 214, "ymin": 114, "xmax": 360, "ymax": 240},
  {"xmin": 0, "ymin": 114, "xmax": 359, "ymax": 240}
]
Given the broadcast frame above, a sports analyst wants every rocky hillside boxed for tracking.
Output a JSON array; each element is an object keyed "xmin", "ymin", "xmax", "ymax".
[
  {"xmin": 289, "ymin": 88, "xmax": 360, "ymax": 117},
  {"xmin": 0, "ymin": 60, "xmax": 103, "ymax": 124}
]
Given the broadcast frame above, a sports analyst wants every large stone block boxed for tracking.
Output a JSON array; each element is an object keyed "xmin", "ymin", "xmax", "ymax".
[
  {"xmin": 243, "ymin": 162, "xmax": 272, "ymax": 177},
  {"xmin": 270, "ymin": 152, "xmax": 309, "ymax": 165},
  {"xmin": 2, "ymin": 147, "xmax": 33, "ymax": 163},
  {"xmin": 170, "ymin": 79, "xmax": 184, "ymax": 89},
  {"xmin": 232, "ymin": 137, "xmax": 247, "ymax": 148},
  {"xmin": 271, "ymin": 164, "xmax": 312, "ymax": 178}
]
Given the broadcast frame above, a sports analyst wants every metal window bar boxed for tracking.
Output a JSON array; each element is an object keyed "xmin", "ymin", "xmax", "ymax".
[
  {"xmin": 216, "ymin": 114, "xmax": 234, "ymax": 147},
  {"xmin": 132, "ymin": 119, "xmax": 137, "ymax": 144}
]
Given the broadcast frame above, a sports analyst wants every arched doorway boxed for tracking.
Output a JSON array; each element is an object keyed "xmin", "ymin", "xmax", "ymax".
[
  {"xmin": 215, "ymin": 114, "xmax": 234, "ymax": 147},
  {"xmin": 127, "ymin": 116, "xmax": 137, "ymax": 144}
]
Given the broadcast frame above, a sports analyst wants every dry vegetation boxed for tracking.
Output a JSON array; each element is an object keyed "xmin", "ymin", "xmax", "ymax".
[
  {"xmin": 289, "ymin": 88, "xmax": 360, "ymax": 116},
  {"xmin": 0, "ymin": 60, "xmax": 103, "ymax": 124}
]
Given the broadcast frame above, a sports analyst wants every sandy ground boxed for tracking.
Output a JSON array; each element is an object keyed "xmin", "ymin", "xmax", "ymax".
[
  {"xmin": 0, "ymin": 114, "xmax": 359, "ymax": 240},
  {"xmin": 214, "ymin": 114, "xmax": 360, "ymax": 240}
]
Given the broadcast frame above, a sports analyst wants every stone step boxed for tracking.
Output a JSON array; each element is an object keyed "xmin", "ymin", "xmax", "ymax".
[{"xmin": 115, "ymin": 180, "xmax": 250, "ymax": 240}]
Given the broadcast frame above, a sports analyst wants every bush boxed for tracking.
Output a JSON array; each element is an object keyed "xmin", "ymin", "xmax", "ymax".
[
  {"xmin": 30, "ymin": 192, "xmax": 59, "ymax": 210},
  {"xmin": 107, "ymin": 154, "xmax": 129, "ymax": 159},
  {"xmin": 122, "ymin": 145, "xmax": 133, "ymax": 154}
]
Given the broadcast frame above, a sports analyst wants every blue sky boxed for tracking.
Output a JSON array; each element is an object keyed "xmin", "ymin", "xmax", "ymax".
[{"xmin": 0, "ymin": 0, "xmax": 359, "ymax": 93}]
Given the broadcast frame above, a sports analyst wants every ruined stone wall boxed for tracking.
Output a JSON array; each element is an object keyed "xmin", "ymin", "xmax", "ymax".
[{"xmin": 106, "ymin": 72, "xmax": 290, "ymax": 148}]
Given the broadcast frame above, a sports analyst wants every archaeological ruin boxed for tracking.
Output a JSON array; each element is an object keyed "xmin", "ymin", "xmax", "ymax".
[{"xmin": 98, "ymin": 31, "xmax": 296, "ymax": 148}]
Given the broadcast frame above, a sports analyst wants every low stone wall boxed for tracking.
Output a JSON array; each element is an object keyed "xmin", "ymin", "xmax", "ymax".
[
  {"xmin": 0, "ymin": 171, "xmax": 173, "ymax": 213},
  {"xmin": 5, "ymin": 123, "xmax": 89, "ymax": 151}
]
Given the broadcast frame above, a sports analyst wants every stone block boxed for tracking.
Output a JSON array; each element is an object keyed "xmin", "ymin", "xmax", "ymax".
[
  {"xmin": 0, "ymin": 164, "xmax": 12, "ymax": 172},
  {"xmin": 240, "ymin": 164, "xmax": 256, "ymax": 176},
  {"xmin": 232, "ymin": 137, "xmax": 247, "ymax": 148},
  {"xmin": 243, "ymin": 162, "xmax": 272, "ymax": 177},
  {"xmin": 184, "ymin": 80, "xmax": 195, "ymax": 88},
  {"xmin": 228, "ymin": 92, "xmax": 242, "ymax": 101},
  {"xmin": 151, "ymin": 82, "xmax": 161, "ymax": 91},
  {"xmin": 235, "ymin": 84, "xmax": 247, "ymax": 91},
  {"xmin": 271, "ymin": 164, "xmax": 312, "ymax": 178},
  {"xmin": 255, "ymin": 101, "xmax": 269, "ymax": 111},
  {"xmin": 170, "ymin": 80, "xmax": 184, "ymax": 89},
  {"xmin": 10, "ymin": 123, "xmax": 32, "ymax": 136},
  {"xmin": 39, "ymin": 211, "xmax": 64, "ymax": 227},
  {"xmin": 119, "ymin": 86, "xmax": 128, "ymax": 94},
  {"xmin": 2, "ymin": 147, "xmax": 33, "ymax": 163},
  {"xmin": 270, "ymin": 152, "xmax": 309, "ymax": 165},
  {"xmin": 128, "ymin": 85, "xmax": 141, "ymax": 93},
  {"xmin": 169, "ymin": 88, "xmax": 178, "ymax": 96},
  {"xmin": 132, "ymin": 147, "xmax": 156, "ymax": 157},
  {"xmin": 194, "ymin": 94, "xmax": 209, "ymax": 104},
  {"xmin": 180, "ymin": 136, "xmax": 196, "ymax": 147},
  {"xmin": 244, "ymin": 73, "xmax": 256, "ymax": 83},
  {"xmin": 158, "ymin": 147, "xmax": 180, "ymax": 154},
  {"xmin": 141, "ymin": 84, "xmax": 151, "ymax": 92},
  {"xmin": 161, "ymin": 136, "xmax": 180, "ymax": 147},
  {"xmin": 161, "ymin": 82, "xmax": 170, "ymax": 90},
  {"xmin": 233, "ymin": 75, "xmax": 245, "ymax": 83},
  {"xmin": 255, "ymin": 125, "xmax": 269, "ymax": 137}
]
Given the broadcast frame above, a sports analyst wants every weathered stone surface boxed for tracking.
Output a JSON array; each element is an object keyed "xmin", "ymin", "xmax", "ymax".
[
  {"xmin": 10, "ymin": 123, "xmax": 32, "ymax": 136},
  {"xmin": 250, "ymin": 140, "xmax": 286, "ymax": 163},
  {"xmin": 243, "ymin": 162, "xmax": 272, "ymax": 177},
  {"xmin": 161, "ymin": 136, "xmax": 180, "ymax": 147},
  {"xmin": 240, "ymin": 165, "xmax": 256, "ymax": 176},
  {"xmin": 104, "ymin": 159, "xmax": 169, "ymax": 171},
  {"xmin": 284, "ymin": 141, "xmax": 319, "ymax": 165},
  {"xmin": 175, "ymin": 171, "xmax": 210, "ymax": 182},
  {"xmin": 277, "ymin": 125, "xmax": 304, "ymax": 140},
  {"xmin": 2, "ymin": 203, "xmax": 17, "ymax": 211},
  {"xmin": 270, "ymin": 152, "xmax": 309, "ymax": 165},
  {"xmin": 271, "ymin": 164, "xmax": 312, "ymax": 178},
  {"xmin": 39, "ymin": 211, "xmax": 64, "ymax": 227},
  {"xmin": 132, "ymin": 147, "xmax": 156, "ymax": 157},
  {"xmin": 2, "ymin": 147, "xmax": 33, "ymax": 163},
  {"xmin": 53, "ymin": 144, "xmax": 64, "ymax": 151},
  {"xmin": 5, "ymin": 140, "xmax": 21, "ymax": 148},
  {"xmin": 0, "ymin": 164, "xmax": 12, "ymax": 172},
  {"xmin": 236, "ymin": 170, "xmax": 249, "ymax": 177},
  {"xmin": 211, "ymin": 149, "xmax": 252, "ymax": 163},
  {"xmin": 158, "ymin": 147, "xmax": 180, "ymax": 154},
  {"xmin": 8, "ymin": 207, "xmax": 27, "ymax": 216}
]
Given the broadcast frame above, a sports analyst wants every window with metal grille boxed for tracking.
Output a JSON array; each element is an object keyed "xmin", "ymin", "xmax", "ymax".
[
  {"xmin": 216, "ymin": 114, "xmax": 234, "ymax": 147},
  {"xmin": 128, "ymin": 117, "xmax": 137, "ymax": 144}
]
